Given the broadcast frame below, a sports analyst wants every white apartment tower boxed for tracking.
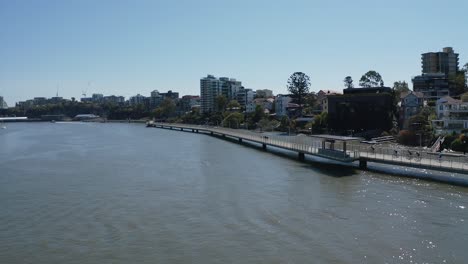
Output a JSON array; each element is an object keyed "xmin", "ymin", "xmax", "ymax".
[
  {"xmin": 200, "ymin": 75, "xmax": 243, "ymax": 113},
  {"xmin": 0, "ymin": 96, "xmax": 7, "ymax": 109}
]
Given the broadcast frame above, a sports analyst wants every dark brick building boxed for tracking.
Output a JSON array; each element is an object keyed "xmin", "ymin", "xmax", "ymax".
[{"xmin": 326, "ymin": 87, "xmax": 394, "ymax": 133}]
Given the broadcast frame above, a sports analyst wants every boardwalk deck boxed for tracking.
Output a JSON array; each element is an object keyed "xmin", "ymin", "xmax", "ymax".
[{"xmin": 149, "ymin": 123, "xmax": 468, "ymax": 175}]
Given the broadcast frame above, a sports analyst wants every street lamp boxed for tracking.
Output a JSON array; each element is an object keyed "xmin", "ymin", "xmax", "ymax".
[
  {"xmin": 412, "ymin": 122, "xmax": 422, "ymax": 148},
  {"xmin": 416, "ymin": 133, "xmax": 422, "ymax": 148}
]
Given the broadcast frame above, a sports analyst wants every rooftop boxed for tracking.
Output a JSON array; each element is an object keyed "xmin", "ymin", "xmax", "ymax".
[
  {"xmin": 438, "ymin": 96, "xmax": 462, "ymax": 105},
  {"xmin": 400, "ymin": 91, "xmax": 424, "ymax": 99}
]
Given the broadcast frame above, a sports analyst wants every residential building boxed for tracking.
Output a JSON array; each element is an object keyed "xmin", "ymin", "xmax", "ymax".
[
  {"xmin": 33, "ymin": 97, "xmax": 47, "ymax": 105},
  {"xmin": 92, "ymin": 93, "xmax": 104, "ymax": 102},
  {"xmin": 0, "ymin": 96, "xmax": 7, "ymax": 109},
  {"xmin": 81, "ymin": 94, "xmax": 124, "ymax": 104},
  {"xmin": 399, "ymin": 91, "xmax": 425, "ymax": 128},
  {"xmin": 16, "ymin": 96, "xmax": 67, "ymax": 107},
  {"xmin": 317, "ymin": 90, "xmax": 342, "ymax": 113},
  {"xmin": 246, "ymin": 102, "xmax": 256, "ymax": 113},
  {"xmin": 150, "ymin": 90, "xmax": 164, "ymax": 108},
  {"xmin": 129, "ymin": 94, "xmax": 147, "ymax": 106},
  {"xmin": 220, "ymin": 77, "xmax": 242, "ymax": 100},
  {"xmin": 413, "ymin": 47, "xmax": 465, "ymax": 101},
  {"xmin": 286, "ymin": 103, "xmax": 302, "ymax": 118},
  {"xmin": 412, "ymin": 73, "xmax": 450, "ymax": 101},
  {"xmin": 49, "ymin": 97, "xmax": 64, "ymax": 104},
  {"xmin": 432, "ymin": 96, "xmax": 468, "ymax": 134},
  {"xmin": 422, "ymin": 47, "xmax": 459, "ymax": 77},
  {"xmin": 160, "ymin": 90, "xmax": 179, "ymax": 100},
  {"xmin": 326, "ymin": 87, "xmax": 394, "ymax": 132},
  {"xmin": 256, "ymin": 89, "xmax": 273, "ymax": 98},
  {"xmin": 275, "ymin": 95, "xmax": 292, "ymax": 117},
  {"xmin": 200, "ymin": 74, "xmax": 244, "ymax": 113},
  {"xmin": 178, "ymin": 95, "xmax": 200, "ymax": 113},
  {"xmin": 200, "ymin": 75, "xmax": 221, "ymax": 113},
  {"xmin": 246, "ymin": 98, "xmax": 274, "ymax": 113},
  {"xmin": 17, "ymin": 100, "xmax": 34, "ymax": 109},
  {"xmin": 235, "ymin": 87, "xmax": 255, "ymax": 109},
  {"xmin": 103, "ymin": 95, "xmax": 125, "ymax": 104}
]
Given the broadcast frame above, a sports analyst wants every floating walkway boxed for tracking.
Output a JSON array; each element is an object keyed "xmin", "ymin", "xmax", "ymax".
[{"xmin": 148, "ymin": 122, "xmax": 468, "ymax": 176}]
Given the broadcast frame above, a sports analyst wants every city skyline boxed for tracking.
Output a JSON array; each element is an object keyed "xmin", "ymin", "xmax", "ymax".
[{"xmin": 1, "ymin": 0, "xmax": 468, "ymax": 105}]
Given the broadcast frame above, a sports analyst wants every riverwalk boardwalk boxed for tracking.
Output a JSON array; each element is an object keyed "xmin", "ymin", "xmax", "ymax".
[{"xmin": 148, "ymin": 122, "xmax": 468, "ymax": 175}]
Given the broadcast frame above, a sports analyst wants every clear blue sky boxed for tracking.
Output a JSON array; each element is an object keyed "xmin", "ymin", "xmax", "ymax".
[{"xmin": 1, "ymin": 0, "xmax": 467, "ymax": 105}]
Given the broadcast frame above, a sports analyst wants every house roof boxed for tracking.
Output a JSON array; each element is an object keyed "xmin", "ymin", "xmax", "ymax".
[
  {"xmin": 318, "ymin": 90, "xmax": 342, "ymax": 96},
  {"xmin": 253, "ymin": 98, "xmax": 275, "ymax": 103},
  {"xmin": 438, "ymin": 96, "xmax": 462, "ymax": 105},
  {"xmin": 287, "ymin": 103, "xmax": 300, "ymax": 108},
  {"xmin": 400, "ymin": 91, "xmax": 424, "ymax": 99}
]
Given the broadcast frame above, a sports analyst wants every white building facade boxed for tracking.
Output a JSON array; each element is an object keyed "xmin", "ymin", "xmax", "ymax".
[
  {"xmin": 129, "ymin": 94, "xmax": 147, "ymax": 106},
  {"xmin": 200, "ymin": 74, "xmax": 246, "ymax": 113},
  {"xmin": 275, "ymin": 95, "xmax": 292, "ymax": 117},
  {"xmin": 432, "ymin": 96, "xmax": 468, "ymax": 134},
  {"xmin": 0, "ymin": 96, "xmax": 7, "ymax": 109}
]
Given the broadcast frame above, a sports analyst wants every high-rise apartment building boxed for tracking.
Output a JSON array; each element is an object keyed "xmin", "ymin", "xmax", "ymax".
[
  {"xmin": 422, "ymin": 47, "xmax": 459, "ymax": 77},
  {"xmin": 413, "ymin": 47, "xmax": 464, "ymax": 101},
  {"xmin": 129, "ymin": 94, "xmax": 147, "ymax": 106},
  {"xmin": 236, "ymin": 87, "xmax": 255, "ymax": 108},
  {"xmin": 200, "ymin": 75, "xmax": 220, "ymax": 113},
  {"xmin": 200, "ymin": 75, "xmax": 243, "ymax": 113},
  {"xmin": 0, "ymin": 96, "xmax": 8, "ymax": 109}
]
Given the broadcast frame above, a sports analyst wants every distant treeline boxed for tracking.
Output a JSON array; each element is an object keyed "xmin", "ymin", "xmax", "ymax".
[{"xmin": 0, "ymin": 101, "xmax": 151, "ymax": 120}]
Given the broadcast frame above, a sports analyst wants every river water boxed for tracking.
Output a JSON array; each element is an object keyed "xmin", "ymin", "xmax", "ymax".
[{"xmin": 0, "ymin": 123, "xmax": 467, "ymax": 263}]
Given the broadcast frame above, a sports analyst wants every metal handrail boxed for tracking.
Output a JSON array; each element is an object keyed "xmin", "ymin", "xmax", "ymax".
[{"xmin": 153, "ymin": 123, "xmax": 467, "ymax": 172}]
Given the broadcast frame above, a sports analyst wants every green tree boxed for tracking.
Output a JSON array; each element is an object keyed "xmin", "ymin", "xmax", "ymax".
[
  {"xmin": 343, "ymin": 76, "xmax": 354, "ymax": 88},
  {"xmin": 450, "ymin": 71, "xmax": 467, "ymax": 96},
  {"xmin": 462, "ymin": 63, "xmax": 468, "ymax": 84},
  {"xmin": 253, "ymin": 104, "xmax": 264, "ymax": 123},
  {"xmin": 258, "ymin": 119, "xmax": 268, "ymax": 131},
  {"xmin": 359, "ymin": 71, "xmax": 384, "ymax": 88},
  {"xmin": 279, "ymin": 116, "xmax": 290, "ymax": 131},
  {"xmin": 392, "ymin": 81, "xmax": 410, "ymax": 110},
  {"xmin": 393, "ymin": 81, "xmax": 410, "ymax": 94},
  {"xmin": 215, "ymin": 95, "xmax": 227, "ymax": 112},
  {"xmin": 226, "ymin": 100, "xmax": 241, "ymax": 109},
  {"xmin": 180, "ymin": 108, "xmax": 202, "ymax": 124},
  {"xmin": 304, "ymin": 121, "xmax": 314, "ymax": 131},
  {"xmin": 461, "ymin": 92, "xmax": 468, "ymax": 102},
  {"xmin": 304, "ymin": 93, "xmax": 317, "ymax": 108},
  {"xmin": 222, "ymin": 112, "xmax": 244, "ymax": 128},
  {"xmin": 161, "ymin": 98, "xmax": 176, "ymax": 117},
  {"xmin": 312, "ymin": 112, "xmax": 328, "ymax": 133},
  {"xmin": 287, "ymin": 72, "xmax": 311, "ymax": 106}
]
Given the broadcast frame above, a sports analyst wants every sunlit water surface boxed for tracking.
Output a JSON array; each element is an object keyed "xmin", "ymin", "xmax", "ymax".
[{"xmin": 0, "ymin": 123, "xmax": 467, "ymax": 263}]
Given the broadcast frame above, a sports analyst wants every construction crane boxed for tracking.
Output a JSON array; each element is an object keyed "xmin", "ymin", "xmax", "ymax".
[{"xmin": 82, "ymin": 81, "xmax": 91, "ymax": 98}]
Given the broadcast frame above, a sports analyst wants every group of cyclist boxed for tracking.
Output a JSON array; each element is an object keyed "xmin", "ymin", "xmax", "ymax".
[
  {"xmin": 370, "ymin": 145, "xmax": 444, "ymax": 162},
  {"xmin": 391, "ymin": 149, "xmax": 422, "ymax": 161}
]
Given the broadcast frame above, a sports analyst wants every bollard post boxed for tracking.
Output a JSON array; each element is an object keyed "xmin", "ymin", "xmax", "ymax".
[
  {"xmin": 359, "ymin": 159, "xmax": 367, "ymax": 170},
  {"xmin": 298, "ymin": 152, "xmax": 305, "ymax": 161}
]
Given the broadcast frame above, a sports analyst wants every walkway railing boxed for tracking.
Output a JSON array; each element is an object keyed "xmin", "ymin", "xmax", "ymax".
[
  {"xmin": 350, "ymin": 143, "xmax": 468, "ymax": 171},
  {"xmin": 152, "ymin": 123, "xmax": 468, "ymax": 173}
]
